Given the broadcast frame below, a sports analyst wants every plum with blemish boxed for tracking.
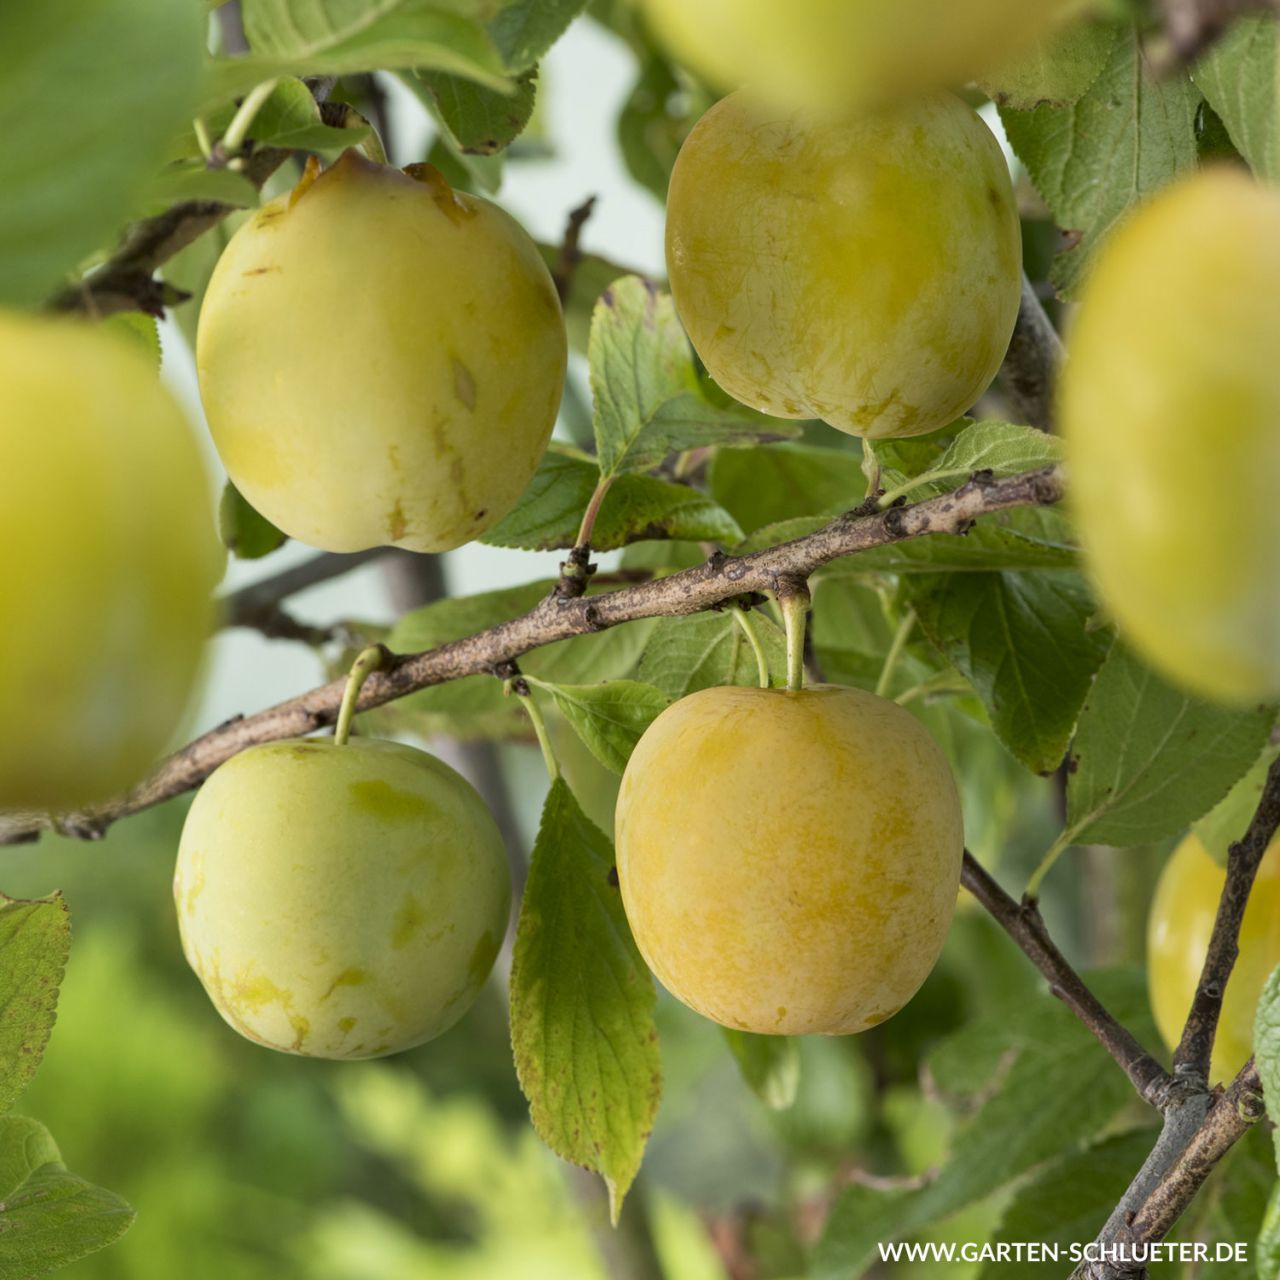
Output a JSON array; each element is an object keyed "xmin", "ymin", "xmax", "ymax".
[
  {"xmin": 195, "ymin": 149, "xmax": 567, "ymax": 553},
  {"xmin": 174, "ymin": 737, "xmax": 511, "ymax": 1058}
]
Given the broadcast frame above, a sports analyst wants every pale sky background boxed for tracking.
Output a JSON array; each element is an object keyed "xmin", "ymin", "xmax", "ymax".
[{"xmin": 158, "ymin": 17, "xmax": 1013, "ymax": 806}]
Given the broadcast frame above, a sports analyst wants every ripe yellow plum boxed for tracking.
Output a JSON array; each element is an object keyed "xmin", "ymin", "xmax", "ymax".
[
  {"xmin": 175, "ymin": 737, "xmax": 511, "ymax": 1059},
  {"xmin": 1061, "ymin": 170, "xmax": 1280, "ymax": 703},
  {"xmin": 642, "ymin": 0, "xmax": 1087, "ymax": 116},
  {"xmin": 1147, "ymin": 830, "xmax": 1280, "ymax": 1083},
  {"xmin": 196, "ymin": 150, "xmax": 567, "ymax": 554},
  {"xmin": 615, "ymin": 685, "xmax": 964, "ymax": 1035},
  {"xmin": 665, "ymin": 91, "xmax": 1021, "ymax": 439},
  {"xmin": 0, "ymin": 311, "xmax": 219, "ymax": 810}
]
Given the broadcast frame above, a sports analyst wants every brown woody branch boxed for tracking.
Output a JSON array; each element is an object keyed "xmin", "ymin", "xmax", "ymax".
[
  {"xmin": 551, "ymin": 194, "xmax": 598, "ymax": 305},
  {"xmin": 960, "ymin": 852, "xmax": 1174, "ymax": 1108},
  {"xmin": 0, "ymin": 464, "xmax": 1063, "ymax": 846},
  {"xmin": 1000, "ymin": 274, "xmax": 1064, "ymax": 432}
]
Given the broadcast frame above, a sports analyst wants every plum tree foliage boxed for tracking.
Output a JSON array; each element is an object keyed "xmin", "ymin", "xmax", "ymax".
[{"xmin": 4, "ymin": 0, "xmax": 1280, "ymax": 1276}]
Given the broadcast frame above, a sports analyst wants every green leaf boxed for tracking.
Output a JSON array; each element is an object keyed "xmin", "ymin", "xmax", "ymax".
[
  {"xmin": 978, "ymin": 19, "xmax": 1119, "ymax": 109},
  {"xmin": 483, "ymin": 447, "xmax": 742, "ymax": 551},
  {"xmin": 419, "ymin": 63, "xmax": 537, "ymax": 154},
  {"xmin": 1255, "ymin": 965, "xmax": 1280, "ymax": 1158},
  {"xmin": 219, "ymin": 482, "xmax": 288, "ymax": 560},
  {"xmin": 815, "ymin": 972, "xmax": 1155, "ymax": 1279},
  {"xmin": 249, "ymin": 76, "xmax": 370, "ymax": 151},
  {"xmin": 101, "ymin": 314, "xmax": 161, "ymax": 371},
  {"xmin": 526, "ymin": 679, "xmax": 670, "ymax": 775},
  {"xmin": 879, "ymin": 421, "xmax": 1063, "ymax": 507},
  {"xmin": 721, "ymin": 1030, "xmax": 800, "ymax": 1111},
  {"xmin": 424, "ymin": 126, "xmax": 505, "ymax": 194},
  {"xmin": 590, "ymin": 277, "xmax": 801, "ymax": 479},
  {"xmin": 0, "ymin": 895, "xmax": 69, "ymax": 1116},
  {"xmin": 1192, "ymin": 14, "xmax": 1279, "ymax": 180},
  {"xmin": 488, "ymin": 0, "xmax": 587, "ymax": 70},
  {"xmin": 1194, "ymin": 739, "xmax": 1280, "ymax": 864},
  {"xmin": 1062, "ymin": 641, "xmax": 1274, "ymax": 847},
  {"xmin": 0, "ymin": 0, "xmax": 206, "ymax": 305},
  {"xmin": 0, "ymin": 1115, "xmax": 134, "ymax": 1279},
  {"xmin": 535, "ymin": 247, "xmax": 641, "ymax": 354},
  {"xmin": 637, "ymin": 610, "xmax": 787, "ymax": 700},
  {"xmin": 709, "ymin": 442, "xmax": 865, "ymax": 535},
  {"xmin": 905, "ymin": 570, "xmax": 1109, "ymax": 774},
  {"xmin": 140, "ymin": 162, "xmax": 260, "ymax": 215},
  {"xmin": 207, "ymin": 1, "xmax": 509, "ymax": 111},
  {"xmin": 977, "ymin": 1129, "xmax": 1154, "ymax": 1278},
  {"xmin": 1261, "ymin": 1180, "xmax": 1280, "ymax": 1280},
  {"xmin": 162, "ymin": 211, "xmax": 248, "ymax": 351},
  {"xmin": 618, "ymin": 53, "xmax": 702, "ymax": 201},
  {"xmin": 510, "ymin": 779, "xmax": 660, "ymax": 1220},
  {"xmin": 1001, "ymin": 26, "xmax": 1201, "ymax": 297}
]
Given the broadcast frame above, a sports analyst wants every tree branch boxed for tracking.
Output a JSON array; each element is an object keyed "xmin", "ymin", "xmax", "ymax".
[
  {"xmin": 551, "ymin": 195, "xmax": 598, "ymax": 305},
  {"xmin": 0, "ymin": 464, "xmax": 1063, "ymax": 846},
  {"xmin": 960, "ymin": 852, "xmax": 1174, "ymax": 1108},
  {"xmin": 1000, "ymin": 274, "xmax": 1064, "ymax": 432},
  {"xmin": 218, "ymin": 548, "xmax": 398, "ymax": 628},
  {"xmin": 1174, "ymin": 754, "xmax": 1280, "ymax": 1081}
]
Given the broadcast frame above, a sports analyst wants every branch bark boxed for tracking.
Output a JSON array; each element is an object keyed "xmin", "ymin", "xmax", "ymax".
[
  {"xmin": 960, "ymin": 852, "xmax": 1174, "ymax": 1108},
  {"xmin": 1000, "ymin": 274, "xmax": 1064, "ymax": 432},
  {"xmin": 0, "ymin": 464, "xmax": 1063, "ymax": 845}
]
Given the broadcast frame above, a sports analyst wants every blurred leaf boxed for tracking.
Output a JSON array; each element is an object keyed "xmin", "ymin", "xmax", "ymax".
[
  {"xmin": 535, "ymin": 245, "xmax": 641, "ymax": 353},
  {"xmin": 721, "ymin": 1030, "xmax": 800, "ymax": 1111},
  {"xmin": 219, "ymin": 481, "xmax": 288, "ymax": 560},
  {"xmin": 1261, "ymin": 1180, "xmax": 1280, "ymax": 1280},
  {"xmin": 1063, "ymin": 641, "xmax": 1273, "ymax": 847},
  {"xmin": 1001, "ymin": 26, "xmax": 1201, "ymax": 297},
  {"xmin": 815, "ymin": 972, "xmax": 1154, "ymax": 1279},
  {"xmin": 0, "ymin": 0, "xmax": 206, "ymax": 305},
  {"xmin": 140, "ymin": 162, "xmax": 260, "ymax": 214},
  {"xmin": 904, "ymin": 570, "xmax": 1109, "ymax": 774},
  {"xmin": 0, "ymin": 1115, "xmax": 134, "ymax": 1280},
  {"xmin": 424, "ymin": 130, "xmax": 504, "ymax": 194},
  {"xmin": 162, "ymin": 211, "xmax": 246, "ymax": 351},
  {"xmin": 249, "ymin": 76, "xmax": 369, "ymax": 151},
  {"xmin": 977, "ymin": 1129, "xmax": 1154, "ymax": 1278},
  {"xmin": 1253, "ymin": 964, "xmax": 1280, "ymax": 1168},
  {"xmin": 526, "ymin": 678, "xmax": 670, "ymax": 774},
  {"xmin": 419, "ymin": 64, "xmax": 538, "ymax": 154},
  {"xmin": 1194, "ymin": 739, "xmax": 1280, "ymax": 864},
  {"xmin": 638, "ymin": 610, "xmax": 787, "ymax": 699},
  {"xmin": 879, "ymin": 422, "xmax": 1063, "ymax": 506},
  {"xmin": 978, "ymin": 19, "xmax": 1119, "ymax": 109},
  {"xmin": 0, "ymin": 894, "xmax": 68, "ymax": 1115},
  {"xmin": 102, "ymin": 313, "xmax": 161, "ymax": 370},
  {"xmin": 206, "ymin": 2, "xmax": 509, "ymax": 110},
  {"xmin": 590, "ymin": 277, "xmax": 801, "ymax": 478},
  {"xmin": 1192, "ymin": 14, "xmax": 1279, "ymax": 180},
  {"xmin": 510, "ymin": 779, "xmax": 660, "ymax": 1221},
  {"xmin": 484, "ymin": 447, "xmax": 742, "ymax": 551},
  {"xmin": 618, "ymin": 54, "xmax": 697, "ymax": 200},
  {"xmin": 709, "ymin": 443, "xmax": 864, "ymax": 534},
  {"xmin": 488, "ymin": 0, "xmax": 588, "ymax": 70}
]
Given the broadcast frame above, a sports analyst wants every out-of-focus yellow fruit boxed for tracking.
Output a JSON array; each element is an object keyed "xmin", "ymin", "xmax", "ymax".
[
  {"xmin": 1147, "ymin": 830, "xmax": 1280, "ymax": 1082},
  {"xmin": 0, "ymin": 311, "xmax": 219, "ymax": 810},
  {"xmin": 196, "ymin": 150, "xmax": 567, "ymax": 554},
  {"xmin": 665, "ymin": 91, "xmax": 1021, "ymax": 439},
  {"xmin": 642, "ymin": 0, "xmax": 1088, "ymax": 116},
  {"xmin": 615, "ymin": 684, "xmax": 964, "ymax": 1034},
  {"xmin": 175, "ymin": 737, "xmax": 511, "ymax": 1059},
  {"xmin": 1061, "ymin": 170, "xmax": 1280, "ymax": 704}
]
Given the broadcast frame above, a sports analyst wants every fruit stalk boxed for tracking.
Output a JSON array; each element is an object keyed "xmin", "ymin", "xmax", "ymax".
[{"xmin": 333, "ymin": 645, "xmax": 387, "ymax": 747}]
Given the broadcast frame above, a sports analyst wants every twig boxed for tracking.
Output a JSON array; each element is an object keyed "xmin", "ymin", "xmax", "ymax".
[
  {"xmin": 552, "ymin": 195, "xmax": 598, "ymax": 305},
  {"xmin": 1156, "ymin": 0, "xmax": 1277, "ymax": 65},
  {"xmin": 1001, "ymin": 273, "xmax": 1064, "ymax": 431},
  {"xmin": 960, "ymin": 852, "xmax": 1174, "ymax": 1108},
  {"xmin": 218, "ymin": 548, "xmax": 396, "ymax": 629},
  {"xmin": 1174, "ymin": 754, "xmax": 1280, "ymax": 1082},
  {"xmin": 0, "ymin": 464, "xmax": 1064, "ymax": 845}
]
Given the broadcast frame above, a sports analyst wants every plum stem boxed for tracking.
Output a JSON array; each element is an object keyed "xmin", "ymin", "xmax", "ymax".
[
  {"xmin": 731, "ymin": 605, "xmax": 772, "ymax": 689},
  {"xmin": 219, "ymin": 79, "xmax": 280, "ymax": 159},
  {"xmin": 334, "ymin": 645, "xmax": 387, "ymax": 746},
  {"xmin": 778, "ymin": 585, "xmax": 810, "ymax": 693},
  {"xmin": 507, "ymin": 679, "xmax": 560, "ymax": 783}
]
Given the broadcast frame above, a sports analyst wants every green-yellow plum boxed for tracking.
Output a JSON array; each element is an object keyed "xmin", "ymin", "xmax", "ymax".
[
  {"xmin": 642, "ymin": 0, "xmax": 1088, "ymax": 116},
  {"xmin": 665, "ymin": 91, "xmax": 1022, "ymax": 439},
  {"xmin": 174, "ymin": 737, "xmax": 511, "ymax": 1058},
  {"xmin": 1147, "ymin": 830, "xmax": 1280, "ymax": 1083},
  {"xmin": 615, "ymin": 685, "xmax": 964, "ymax": 1035},
  {"xmin": 1061, "ymin": 169, "xmax": 1280, "ymax": 703},
  {"xmin": 0, "ymin": 310, "xmax": 219, "ymax": 810},
  {"xmin": 196, "ymin": 150, "xmax": 566, "ymax": 554}
]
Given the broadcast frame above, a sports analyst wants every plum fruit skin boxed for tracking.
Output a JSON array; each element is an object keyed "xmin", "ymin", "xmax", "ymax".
[
  {"xmin": 1061, "ymin": 169, "xmax": 1280, "ymax": 704},
  {"xmin": 196, "ymin": 150, "xmax": 567, "ymax": 554},
  {"xmin": 0, "ymin": 310, "xmax": 219, "ymax": 809},
  {"xmin": 1147, "ymin": 830, "xmax": 1280, "ymax": 1083},
  {"xmin": 174, "ymin": 737, "xmax": 511, "ymax": 1059},
  {"xmin": 614, "ymin": 684, "xmax": 964, "ymax": 1036},
  {"xmin": 665, "ymin": 91, "xmax": 1022, "ymax": 439}
]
